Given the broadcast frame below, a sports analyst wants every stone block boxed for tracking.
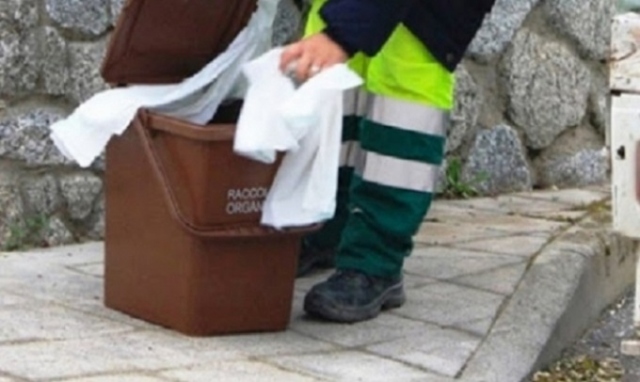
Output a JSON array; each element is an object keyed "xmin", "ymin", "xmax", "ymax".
[
  {"xmin": 0, "ymin": 108, "xmax": 70, "ymax": 166},
  {"xmin": 65, "ymin": 376, "xmax": 166, "ymax": 382},
  {"xmin": 445, "ymin": 194, "xmax": 575, "ymax": 216},
  {"xmin": 414, "ymin": 221, "xmax": 511, "ymax": 246},
  {"xmin": 45, "ymin": 0, "xmax": 110, "ymax": 37},
  {"xmin": 40, "ymin": 216, "xmax": 75, "ymax": 247},
  {"xmin": 544, "ymin": 0, "xmax": 614, "ymax": 60},
  {"xmin": 67, "ymin": 40, "xmax": 108, "ymax": 104},
  {"xmin": 501, "ymin": 29, "xmax": 590, "ymax": 149},
  {"xmin": 0, "ymin": 333, "xmax": 197, "ymax": 380},
  {"xmin": 534, "ymin": 125, "xmax": 608, "ymax": 188},
  {"xmin": 462, "ymin": 124, "xmax": 532, "ymax": 194},
  {"xmin": 396, "ymin": 282, "xmax": 504, "ymax": 335},
  {"xmin": 19, "ymin": 174, "xmax": 60, "ymax": 216},
  {"xmin": 516, "ymin": 188, "xmax": 609, "ymax": 207},
  {"xmin": 448, "ymin": 65, "xmax": 480, "ymax": 153},
  {"xmin": 0, "ymin": 0, "xmax": 39, "ymax": 29},
  {"xmin": 452, "ymin": 262, "xmax": 528, "ymax": 295},
  {"xmin": 406, "ymin": 246, "xmax": 525, "ymax": 280},
  {"xmin": 0, "ymin": 27, "xmax": 38, "ymax": 97},
  {"xmin": 163, "ymin": 361, "xmax": 317, "ymax": 382},
  {"xmin": 290, "ymin": 311, "xmax": 429, "ymax": 348},
  {"xmin": 460, "ymin": 248, "xmax": 587, "ymax": 382},
  {"xmin": 0, "ymin": 303, "xmax": 134, "ymax": 344},
  {"xmin": 41, "ymin": 26, "xmax": 68, "ymax": 95},
  {"xmin": 266, "ymin": 350, "xmax": 444, "ymax": 382},
  {"xmin": 60, "ymin": 172, "xmax": 103, "ymax": 221},
  {"xmin": 467, "ymin": 0, "xmax": 540, "ymax": 61},
  {"xmin": 448, "ymin": 234, "xmax": 550, "ymax": 257},
  {"xmin": 367, "ymin": 326, "xmax": 481, "ymax": 377}
]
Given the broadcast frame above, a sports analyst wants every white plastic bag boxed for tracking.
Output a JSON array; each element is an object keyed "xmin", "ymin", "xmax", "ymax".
[
  {"xmin": 50, "ymin": 0, "xmax": 279, "ymax": 168},
  {"xmin": 234, "ymin": 48, "xmax": 363, "ymax": 228},
  {"xmin": 233, "ymin": 48, "xmax": 297, "ymax": 164}
]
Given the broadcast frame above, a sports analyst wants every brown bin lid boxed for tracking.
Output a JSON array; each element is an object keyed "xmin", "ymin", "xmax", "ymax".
[{"xmin": 101, "ymin": 0, "xmax": 257, "ymax": 85}]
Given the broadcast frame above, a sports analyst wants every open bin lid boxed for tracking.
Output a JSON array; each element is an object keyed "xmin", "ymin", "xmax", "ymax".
[{"xmin": 101, "ymin": 0, "xmax": 257, "ymax": 85}]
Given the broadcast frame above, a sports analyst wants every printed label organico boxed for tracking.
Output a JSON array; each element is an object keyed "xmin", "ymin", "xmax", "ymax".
[{"xmin": 225, "ymin": 187, "xmax": 269, "ymax": 215}]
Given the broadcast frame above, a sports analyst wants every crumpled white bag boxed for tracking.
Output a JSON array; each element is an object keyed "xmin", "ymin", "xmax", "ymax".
[
  {"xmin": 234, "ymin": 48, "xmax": 363, "ymax": 228},
  {"xmin": 49, "ymin": 0, "xmax": 279, "ymax": 168}
]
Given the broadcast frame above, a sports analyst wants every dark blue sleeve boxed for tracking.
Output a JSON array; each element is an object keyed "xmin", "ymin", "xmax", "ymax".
[{"xmin": 319, "ymin": 0, "xmax": 415, "ymax": 57}]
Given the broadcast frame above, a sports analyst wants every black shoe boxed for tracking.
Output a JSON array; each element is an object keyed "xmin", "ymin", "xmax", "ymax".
[
  {"xmin": 303, "ymin": 269, "xmax": 405, "ymax": 323},
  {"xmin": 297, "ymin": 241, "xmax": 336, "ymax": 278}
]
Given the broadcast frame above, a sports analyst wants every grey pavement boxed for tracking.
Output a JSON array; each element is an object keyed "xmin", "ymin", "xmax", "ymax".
[{"xmin": 0, "ymin": 186, "xmax": 635, "ymax": 382}]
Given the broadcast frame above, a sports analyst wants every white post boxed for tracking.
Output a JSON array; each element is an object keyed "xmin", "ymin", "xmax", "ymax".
[
  {"xmin": 621, "ymin": 246, "xmax": 640, "ymax": 355},
  {"xmin": 612, "ymin": 11, "xmax": 640, "ymax": 356}
]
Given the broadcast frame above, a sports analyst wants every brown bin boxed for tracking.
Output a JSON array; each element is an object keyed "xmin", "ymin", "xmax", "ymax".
[{"xmin": 102, "ymin": 0, "xmax": 315, "ymax": 336}]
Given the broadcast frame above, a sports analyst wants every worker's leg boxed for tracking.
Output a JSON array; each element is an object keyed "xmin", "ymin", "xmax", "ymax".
[
  {"xmin": 305, "ymin": 23, "xmax": 455, "ymax": 322},
  {"xmin": 297, "ymin": 0, "xmax": 370, "ymax": 276}
]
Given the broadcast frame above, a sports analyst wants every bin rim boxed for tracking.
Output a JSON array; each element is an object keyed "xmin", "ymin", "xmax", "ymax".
[
  {"xmin": 133, "ymin": 111, "xmax": 320, "ymax": 239},
  {"xmin": 141, "ymin": 110, "xmax": 236, "ymax": 142}
]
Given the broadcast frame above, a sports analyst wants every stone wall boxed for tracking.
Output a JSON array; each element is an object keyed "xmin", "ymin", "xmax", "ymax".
[{"xmin": 0, "ymin": 0, "xmax": 612, "ymax": 249}]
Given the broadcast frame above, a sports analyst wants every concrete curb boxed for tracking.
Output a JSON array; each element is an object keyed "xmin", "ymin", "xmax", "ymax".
[{"xmin": 459, "ymin": 208, "xmax": 637, "ymax": 382}]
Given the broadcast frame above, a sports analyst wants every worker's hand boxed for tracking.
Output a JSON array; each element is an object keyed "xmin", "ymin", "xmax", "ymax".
[{"xmin": 280, "ymin": 33, "xmax": 348, "ymax": 82}]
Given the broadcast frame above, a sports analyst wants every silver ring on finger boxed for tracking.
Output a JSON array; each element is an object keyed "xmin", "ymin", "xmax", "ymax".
[{"xmin": 310, "ymin": 64, "xmax": 322, "ymax": 75}]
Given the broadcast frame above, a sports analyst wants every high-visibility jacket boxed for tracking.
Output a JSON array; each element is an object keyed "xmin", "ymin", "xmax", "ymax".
[{"xmin": 318, "ymin": 0, "xmax": 496, "ymax": 72}]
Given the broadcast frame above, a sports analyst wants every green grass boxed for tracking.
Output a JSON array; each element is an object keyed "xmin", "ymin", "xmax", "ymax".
[
  {"xmin": 441, "ymin": 157, "xmax": 488, "ymax": 199},
  {"xmin": 1, "ymin": 214, "xmax": 49, "ymax": 252}
]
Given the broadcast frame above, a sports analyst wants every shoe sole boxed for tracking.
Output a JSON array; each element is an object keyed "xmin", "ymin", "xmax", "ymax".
[{"xmin": 304, "ymin": 282, "xmax": 406, "ymax": 323}]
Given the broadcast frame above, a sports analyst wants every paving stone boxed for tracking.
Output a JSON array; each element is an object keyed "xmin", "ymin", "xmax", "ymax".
[
  {"xmin": 266, "ymin": 350, "xmax": 445, "ymax": 382},
  {"xmin": 515, "ymin": 188, "xmax": 609, "ymax": 207},
  {"xmin": 126, "ymin": 330, "xmax": 335, "ymax": 361},
  {"xmin": 460, "ymin": 247, "xmax": 590, "ymax": 382},
  {"xmin": 0, "ymin": 378, "xmax": 15, "ymax": 382},
  {"xmin": 451, "ymin": 262, "xmax": 529, "ymax": 295},
  {"xmin": 367, "ymin": 326, "xmax": 481, "ymax": 377},
  {"xmin": 0, "ymin": 304, "xmax": 134, "ymax": 343},
  {"xmin": 403, "ymin": 273, "xmax": 438, "ymax": 289},
  {"xmin": 163, "ymin": 361, "xmax": 318, "ymax": 382},
  {"xmin": 447, "ymin": 234, "xmax": 551, "ymax": 257},
  {"xmin": 291, "ymin": 311, "xmax": 430, "ymax": 348},
  {"xmin": 396, "ymin": 282, "xmax": 505, "ymax": 335},
  {"xmin": 0, "ymin": 255, "xmax": 103, "ymax": 307},
  {"xmin": 431, "ymin": 201, "xmax": 570, "ymax": 229},
  {"xmin": 457, "ymin": 317, "xmax": 496, "ymax": 337},
  {"xmin": 0, "ymin": 331, "xmax": 327, "ymax": 380},
  {"xmin": 485, "ymin": 215, "xmax": 568, "ymax": 235},
  {"xmin": 445, "ymin": 195, "xmax": 574, "ymax": 215},
  {"xmin": 433, "ymin": 211, "xmax": 569, "ymax": 235},
  {"xmin": 0, "ymin": 293, "xmax": 29, "ymax": 307},
  {"xmin": 520, "ymin": 209, "xmax": 588, "ymax": 223},
  {"xmin": 0, "ymin": 333, "xmax": 199, "ymax": 380},
  {"xmin": 200, "ymin": 331, "xmax": 336, "ymax": 358},
  {"xmin": 2, "ymin": 242, "xmax": 104, "ymax": 265},
  {"xmin": 585, "ymin": 184, "xmax": 610, "ymax": 195},
  {"xmin": 68, "ymin": 262, "xmax": 103, "ymax": 277},
  {"xmin": 405, "ymin": 247, "xmax": 525, "ymax": 280},
  {"xmin": 427, "ymin": 202, "xmax": 503, "ymax": 222},
  {"xmin": 415, "ymin": 222, "xmax": 512, "ymax": 246},
  {"xmin": 62, "ymin": 375, "xmax": 166, "ymax": 382}
]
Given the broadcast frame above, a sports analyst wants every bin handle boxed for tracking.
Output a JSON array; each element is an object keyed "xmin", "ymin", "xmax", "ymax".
[{"xmin": 133, "ymin": 112, "xmax": 317, "ymax": 239}]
